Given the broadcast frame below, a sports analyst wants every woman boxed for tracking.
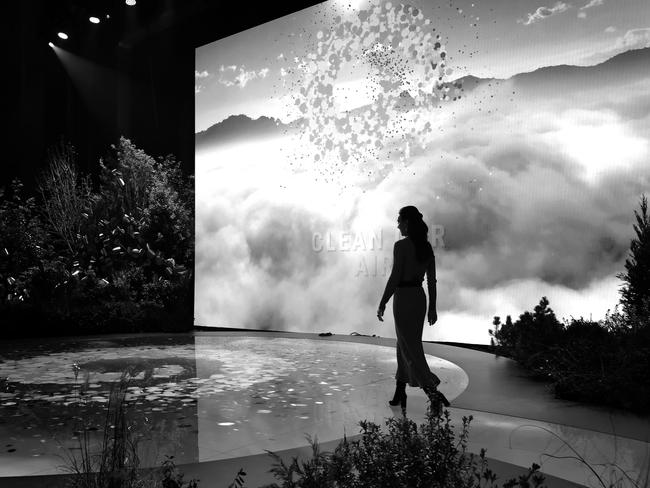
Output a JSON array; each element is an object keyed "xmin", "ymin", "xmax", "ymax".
[{"xmin": 377, "ymin": 205, "xmax": 450, "ymax": 415}]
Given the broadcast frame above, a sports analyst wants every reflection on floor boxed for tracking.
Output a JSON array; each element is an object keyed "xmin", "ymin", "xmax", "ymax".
[
  {"xmin": 193, "ymin": 335, "xmax": 468, "ymax": 462},
  {"xmin": 0, "ymin": 334, "xmax": 466, "ymax": 477},
  {"xmin": 0, "ymin": 331, "xmax": 648, "ymax": 488}
]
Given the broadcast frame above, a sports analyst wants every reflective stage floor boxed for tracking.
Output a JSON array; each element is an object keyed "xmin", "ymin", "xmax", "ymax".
[{"xmin": 1, "ymin": 331, "xmax": 648, "ymax": 487}]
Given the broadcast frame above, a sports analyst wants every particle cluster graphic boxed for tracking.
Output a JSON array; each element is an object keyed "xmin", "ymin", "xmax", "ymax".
[{"xmin": 277, "ymin": 2, "xmax": 465, "ymax": 185}]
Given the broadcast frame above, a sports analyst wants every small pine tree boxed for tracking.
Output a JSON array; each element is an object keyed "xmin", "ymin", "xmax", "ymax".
[
  {"xmin": 617, "ymin": 194, "xmax": 650, "ymax": 324},
  {"xmin": 490, "ymin": 315, "xmax": 514, "ymax": 349}
]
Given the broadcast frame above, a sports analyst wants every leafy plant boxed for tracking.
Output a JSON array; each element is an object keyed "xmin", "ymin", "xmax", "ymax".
[
  {"xmin": 0, "ymin": 137, "xmax": 194, "ymax": 337},
  {"xmin": 490, "ymin": 296, "xmax": 650, "ymax": 413},
  {"xmin": 55, "ymin": 368, "xmax": 646, "ymax": 488},
  {"xmin": 0, "ymin": 178, "xmax": 48, "ymax": 302},
  {"xmin": 160, "ymin": 455, "xmax": 199, "ymax": 488},
  {"xmin": 259, "ymin": 406, "xmax": 546, "ymax": 488},
  {"xmin": 490, "ymin": 297, "xmax": 564, "ymax": 378}
]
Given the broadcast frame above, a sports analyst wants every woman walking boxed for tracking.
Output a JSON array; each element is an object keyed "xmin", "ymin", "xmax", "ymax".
[{"xmin": 377, "ymin": 205, "xmax": 450, "ymax": 415}]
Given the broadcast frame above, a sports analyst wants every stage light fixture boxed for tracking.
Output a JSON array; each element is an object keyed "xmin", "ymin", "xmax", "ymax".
[
  {"xmin": 126, "ymin": 0, "xmax": 136, "ymax": 6},
  {"xmin": 89, "ymin": 16, "xmax": 100, "ymax": 23},
  {"xmin": 57, "ymin": 32, "xmax": 68, "ymax": 40},
  {"xmin": 48, "ymin": 41, "xmax": 54, "ymax": 47}
]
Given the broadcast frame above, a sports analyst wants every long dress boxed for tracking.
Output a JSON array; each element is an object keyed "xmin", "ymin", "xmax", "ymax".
[{"xmin": 379, "ymin": 237, "xmax": 439, "ymax": 388}]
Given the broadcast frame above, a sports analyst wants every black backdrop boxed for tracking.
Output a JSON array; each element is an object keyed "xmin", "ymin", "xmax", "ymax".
[{"xmin": 3, "ymin": 0, "xmax": 322, "ymax": 192}]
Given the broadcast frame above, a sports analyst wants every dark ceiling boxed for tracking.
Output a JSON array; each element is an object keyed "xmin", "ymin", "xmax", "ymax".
[
  {"xmin": 34, "ymin": 0, "xmax": 324, "ymax": 65},
  {"xmin": 4, "ymin": 0, "xmax": 322, "ymax": 190}
]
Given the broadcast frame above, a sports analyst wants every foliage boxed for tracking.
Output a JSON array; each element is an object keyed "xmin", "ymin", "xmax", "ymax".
[
  {"xmin": 489, "ymin": 297, "xmax": 563, "ymax": 379},
  {"xmin": 62, "ymin": 371, "xmax": 201, "ymax": 488},
  {"xmin": 76, "ymin": 137, "xmax": 192, "ymax": 288},
  {"xmin": 490, "ymin": 298, "xmax": 650, "ymax": 413},
  {"xmin": 0, "ymin": 137, "xmax": 194, "ymax": 337},
  {"xmin": 160, "ymin": 456, "xmax": 199, "ymax": 488},
  {"xmin": 58, "ymin": 371, "xmax": 646, "ymax": 488},
  {"xmin": 259, "ymin": 407, "xmax": 546, "ymax": 488},
  {"xmin": 63, "ymin": 372, "xmax": 149, "ymax": 488},
  {"xmin": 617, "ymin": 194, "xmax": 650, "ymax": 323},
  {"xmin": 0, "ymin": 179, "xmax": 49, "ymax": 302},
  {"xmin": 38, "ymin": 140, "xmax": 93, "ymax": 255},
  {"xmin": 488, "ymin": 194, "xmax": 650, "ymax": 413}
]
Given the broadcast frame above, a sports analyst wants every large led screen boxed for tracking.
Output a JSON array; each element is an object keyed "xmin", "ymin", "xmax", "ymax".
[{"xmin": 195, "ymin": 0, "xmax": 650, "ymax": 343}]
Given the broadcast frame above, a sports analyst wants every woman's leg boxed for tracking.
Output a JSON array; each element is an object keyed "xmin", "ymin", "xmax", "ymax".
[
  {"xmin": 394, "ymin": 288, "xmax": 439, "ymax": 388},
  {"xmin": 395, "ymin": 335, "xmax": 410, "ymax": 383},
  {"xmin": 396, "ymin": 324, "xmax": 440, "ymax": 388}
]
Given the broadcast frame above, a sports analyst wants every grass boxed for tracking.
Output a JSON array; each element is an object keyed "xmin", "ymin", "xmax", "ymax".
[{"xmin": 59, "ymin": 369, "xmax": 199, "ymax": 488}]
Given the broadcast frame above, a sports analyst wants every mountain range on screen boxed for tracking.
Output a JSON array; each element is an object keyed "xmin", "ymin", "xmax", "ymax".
[{"xmin": 195, "ymin": 47, "xmax": 650, "ymax": 150}]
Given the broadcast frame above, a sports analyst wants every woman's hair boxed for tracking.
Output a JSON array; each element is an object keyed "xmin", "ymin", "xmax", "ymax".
[{"xmin": 399, "ymin": 205, "xmax": 434, "ymax": 263}]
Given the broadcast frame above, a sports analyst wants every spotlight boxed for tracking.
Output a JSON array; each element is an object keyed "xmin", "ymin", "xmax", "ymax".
[
  {"xmin": 126, "ymin": 0, "xmax": 136, "ymax": 5},
  {"xmin": 57, "ymin": 32, "xmax": 68, "ymax": 40},
  {"xmin": 48, "ymin": 41, "xmax": 54, "ymax": 47},
  {"xmin": 106, "ymin": 14, "xmax": 110, "ymax": 19},
  {"xmin": 89, "ymin": 16, "xmax": 100, "ymax": 23}
]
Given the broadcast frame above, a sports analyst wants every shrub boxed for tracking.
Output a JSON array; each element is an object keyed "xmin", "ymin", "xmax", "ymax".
[
  {"xmin": 491, "ymin": 298, "xmax": 650, "ymax": 413},
  {"xmin": 490, "ymin": 297, "xmax": 563, "ymax": 378},
  {"xmin": 0, "ymin": 137, "xmax": 194, "ymax": 337},
  {"xmin": 0, "ymin": 179, "xmax": 49, "ymax": 303},
  {"xmin": 57, "ymin": 368, "xmax": 647, "ymax": 488},
  {"xmin": 260, "ymin": 407, "xmax": 546, "ymax": 488}
]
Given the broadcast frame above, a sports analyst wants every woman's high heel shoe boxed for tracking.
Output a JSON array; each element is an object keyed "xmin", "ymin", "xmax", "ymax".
[
  {"xmin": 389, "ymin": 390, "xmax": 407, "ymax": 409},
  {"xmin": 389, "ymin": 380, "xmax": 407, "ymax": 409}
]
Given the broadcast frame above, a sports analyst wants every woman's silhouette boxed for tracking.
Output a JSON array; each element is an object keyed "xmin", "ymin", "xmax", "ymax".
[{"xmin": 377, "ymin": 206, "xmax": 450, "ymax": 415}]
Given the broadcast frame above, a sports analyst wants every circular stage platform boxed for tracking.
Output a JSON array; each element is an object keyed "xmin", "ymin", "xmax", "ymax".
[
  {"xmin": 2, "ymin": 331, "xmax": 649, "ymax": 488},
  {"xmin": 0, "ymin": 332, "xmax": 468, "ymax": 477}
]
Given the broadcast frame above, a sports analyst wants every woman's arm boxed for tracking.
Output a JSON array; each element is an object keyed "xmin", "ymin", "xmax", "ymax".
[
  {"xmin": 426, "ymin": 254, "xmax": 437, "ymax": 310},
  {"xmin": 379, "ymin": 241, "xmax": 404, "ymax": 309}
]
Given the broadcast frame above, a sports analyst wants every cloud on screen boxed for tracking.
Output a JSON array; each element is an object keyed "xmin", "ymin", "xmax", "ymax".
[
  {"xmin": 519, "ymin": 2, "xmax": 571, "ymax": 26},
  {"xmin": 195, "ymin": 67, "xmax": 650, "ymax": 343}
]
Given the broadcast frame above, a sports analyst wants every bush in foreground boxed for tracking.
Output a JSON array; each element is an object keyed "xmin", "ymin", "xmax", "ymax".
[
  {"xmin": 259, "ymin": 407, "xmax": 545, "ymax": 488},
  {"xmin": 490, "ymin": 297, "xmax": 650, "ymax": 413},
  {"xmin": 488, "ymin": 194, "xmax": 650, "ymax": 414},
  {"xmin": 62, "ymin": 382, "xmax": 546, "ymax": 488},
  {"xmin": 61, "ymin": 369, "xmax": 650, "ymax": 488}
]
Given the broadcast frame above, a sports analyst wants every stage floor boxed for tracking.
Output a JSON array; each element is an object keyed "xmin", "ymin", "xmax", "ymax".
[
  {"xmin": 0, "ymin": 333, "xmax": 467, "ymax": 476},
  {"xmin": 1, "ymin": 331, "xmax": 649, "ymax": 488}
]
